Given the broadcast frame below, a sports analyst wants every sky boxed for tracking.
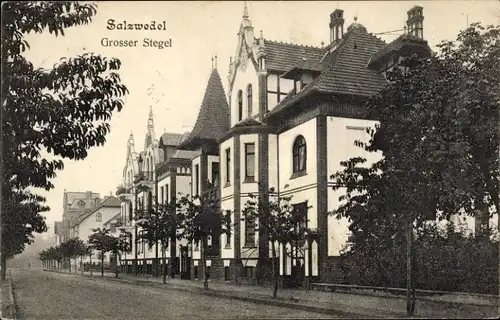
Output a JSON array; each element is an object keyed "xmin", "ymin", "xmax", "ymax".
[{"xmin": 20, "ymin": 0, "xmax": 500, "ymax": 233}]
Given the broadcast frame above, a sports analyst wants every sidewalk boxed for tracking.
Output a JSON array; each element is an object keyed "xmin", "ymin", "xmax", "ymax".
[
  {"xmin": 1, "ymin": 269, "xmax": 16, "ymax": 320},
  {"xmin": 46, "ymin": 269, "xmax": 498, "ymax": 319}
]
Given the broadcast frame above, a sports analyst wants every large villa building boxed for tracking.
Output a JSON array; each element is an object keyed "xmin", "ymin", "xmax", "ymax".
[{"xmin": 114, "ymin": 4, "xmax": 493, "ymax": 286}]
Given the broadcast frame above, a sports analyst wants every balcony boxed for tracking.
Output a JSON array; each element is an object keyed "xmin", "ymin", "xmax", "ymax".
[
  {"xmin": 134, "ymin": 171, "xmax": 154, "ymax": 184},
  {"xmin": 116, "ymin": 184, "xmax": 133, "ymax": 196}
]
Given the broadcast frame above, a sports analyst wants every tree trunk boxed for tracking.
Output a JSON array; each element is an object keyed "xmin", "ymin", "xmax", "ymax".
[
  {"xmin": 1, "ymin": 255, "xmax": 6, "ymax": 280},
  {"xmin": 155, "ymin": 241, "xmax": 159, "ymax": 277},
  {"xmin": 406, "ymin": 219, "xmax": 415, "ymax": 316},
  {"xmin": 201, "ymin": 237, "xmax": 208, "ymax": 290},
  {"xmin": 89, "ymin": 254, "xmax": 93, "ymax": 276},
  {"xmin": 101, "ymin": 251, "xmax": 104, "ymax": 277},
  {"xmin": 115, "ymin": 253, "xmax": 119, "ymax": 278},
  {"xmin": 162, "ymin": 248, "xmax": 167, "ymax": 284},
  {"xmin": 272, "ymin": 240, "xmax": 278, "ymax": 299},
  {"xmin": 80, "ymin": 256, "xmax": 83, "ymax": 275}
]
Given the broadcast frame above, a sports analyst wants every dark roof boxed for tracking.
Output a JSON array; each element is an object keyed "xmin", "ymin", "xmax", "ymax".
[
  {"xmin": 234, "ymin": 117, "xmax": 262, "ymax": 127},
  {"xmin": 171, "ymin": 149, "xmax": 199, "ymax": 159},
  {"xmin": 263, "ymin": 40, "xmax": 326, "ymax": 73},
  {"xmin": 281, "ymin": 58, "xmax": 323, "ymax": 80},
  {"xmin": 268, "ymin": 24, "xmax": 389, "ymax": 116},
  {"xmin": 368, "ymin": 33, "xmax": 431, "ymax": 67},
  {"xmin": 159, "ymin": 132, "xmax": 189, "ymax": 146},
  {"xmin": 179, "ymin": 69, "xmax": 230, "ymax": 150}
]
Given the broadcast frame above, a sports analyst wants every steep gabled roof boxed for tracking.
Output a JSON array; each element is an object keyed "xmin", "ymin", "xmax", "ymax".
[
  {"xmin": 179, "ymin": 69, "xmax": 230, "ymax": 150},
  {"xmin": 263, "ymin": 40, "xmax": 326, "ymax": 73},
  {"xmin": 268, "ymin": 24, "xmax": 389, "ymax": 116},
  {"xmin": 368, "ymin": 33, "xmax": 432, "ymax": 68}
]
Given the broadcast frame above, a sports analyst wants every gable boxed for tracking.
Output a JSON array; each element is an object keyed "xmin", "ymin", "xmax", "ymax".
[{"xmin": 228, "ymin": 26, "xmax": 260, "ymax": 96}]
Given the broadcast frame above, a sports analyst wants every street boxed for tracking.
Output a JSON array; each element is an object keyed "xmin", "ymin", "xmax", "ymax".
[{"xmin": 11, "ymin": 269, "xmax": 334, "ymax": 319}]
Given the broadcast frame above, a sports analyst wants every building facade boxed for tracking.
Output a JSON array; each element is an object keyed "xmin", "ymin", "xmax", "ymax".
[
  {"xmin": 54, "ymin": 190, "xmax": 102, "ymax": 244},
  {"xmin": 114, "ymin": 3, "xmax": 495, "ymax": 286}
]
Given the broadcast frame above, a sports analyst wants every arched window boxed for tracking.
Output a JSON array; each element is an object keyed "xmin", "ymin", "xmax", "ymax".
[
  {"xmin": 78, "ymin": 200, "xmax": 85, "ymax": 208},
  {"xmin": 237, "ymin": 90, "xmax": 243, "ymax": 121},
  {"xmin": 292, "ymin": 135, "xmax": 307, "ymax": 173},
  {"xmin": 96, "ymin": 212, "xmax": 102, "ymax": 222},
  {"xmin": 246, "ymin": 84, "xmax": 253, "ymax": 117}
]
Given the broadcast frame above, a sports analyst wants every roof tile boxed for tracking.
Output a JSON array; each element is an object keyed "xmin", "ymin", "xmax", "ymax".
[
  {"xmin": 268, "ymin": 24, "xmax": 389, "ymax": 115},
  {"xmin": 263, "ymin": 40, "xmax": 326, "ymax": 73},
  {"xmin": 179, "ymin": 69, "xmax": 230, "ymax": 150}
]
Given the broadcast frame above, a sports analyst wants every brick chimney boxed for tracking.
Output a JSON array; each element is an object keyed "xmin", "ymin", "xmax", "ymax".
[
  {"xmin": 329, "ymin": 9, "xmax": 344, "ymax": 43},
  {"xmin": 406, "ymin": 6, "xmax": 424, "ymax": 39}
]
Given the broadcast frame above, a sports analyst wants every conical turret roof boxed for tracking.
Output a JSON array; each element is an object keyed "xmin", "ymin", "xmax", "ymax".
[{"xmin": 179, "ymin": 69, "xmax": 230, "ymax": 150}]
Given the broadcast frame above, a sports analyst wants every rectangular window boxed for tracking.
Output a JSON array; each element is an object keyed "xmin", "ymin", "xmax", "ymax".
[
  {"xmin": 195, "ymin": 164, "xmax": 199, "ymax": 195},
  {"xmin": 293, "ymin": 202, "xmax": 308, "ymax": 234},
  {"xmin": 267, "ymin": 73, "xmax": 278, "ymax": 91},
  {"xmin": 160, "ymin": 186, "xmax": 164, "ymax": 205},
  {"xmin": 280, "ymin": 78, "xmax": 295, "ymax": 94},
  {"xmin": 245, "ymin": 217, "xmax": 256, "ymax": 247},
  {"xmin": 211, "ymin": 162, "xmax": 219, "ymax": 186},
  {"xmin": 225, "ymin": 213, "xmax": 232, "ymax": 248},
  {"xmin": 225, "ymin": 148, "xmax": 231, "ymax": 184},
  {"xmin": 244, "ymin": 143, "xmax": 255, "ymax": 181}
]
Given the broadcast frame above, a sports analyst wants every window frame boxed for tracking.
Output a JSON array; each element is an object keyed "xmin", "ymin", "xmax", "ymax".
[
  {"xmin": 244, "ymin": 216, "xmax": 256, "ymax": 247},
  {"xmin": 244, "ymin": 142, "xmax": 256, "ymax": 182},
  {"xmin": 237, "ymin": 90, "xmax": 243, "ymax": 121},
  {"xmin": 292, "ymin": 135, "xmax": 307, "ymax": 177},
  {"xmin": 95, "ymin": 212, "xmax": 102, "ymax": 222},
  {"xmin": 225, "ymin": 148, "xmax": 231, "ymax": 186}
]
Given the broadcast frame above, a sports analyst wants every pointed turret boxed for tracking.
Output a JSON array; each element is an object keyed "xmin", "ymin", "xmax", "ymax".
[
  {"xmin": 144, "ymin": 106, "xmax": 157, "ymax": 149},
  {"xmin": 127, "ymin": 132, "xmax": 136, "ymax": 155},
  {"xmin": 179, "ymin": 68, "xmax": 230, "ymax": 151},
  {"xmin": 243, "ymin": 0, "xmax": 249, "ymax": 20}
]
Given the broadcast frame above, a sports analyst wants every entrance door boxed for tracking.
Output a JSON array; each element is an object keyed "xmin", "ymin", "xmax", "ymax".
[{"xmin": 180, "ymin": 246, "xmax": 191, "ymax": 280}]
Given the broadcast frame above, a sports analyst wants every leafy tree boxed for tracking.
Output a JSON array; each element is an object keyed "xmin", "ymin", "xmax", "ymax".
[
  {"xmin": 59, "ymin": 238, "xmax": 88, "ymax": 273},
  {"xmin": 330, "ymin": 23, "xmax": 499, "ymax": 315},
  {"xmin": 137, "ymin": 202, "xmax": 177, "ymax": 284},
  {"xmin": 109, "ymin": 233, "xmax": 131, "ymax": 278},
  {"xmin": 242, "ymin": 186, "xmax": 309, "ymax": 298},
  {"xmin": 87, "ymin": 228, "xmax": 114, "ymax": 276},
  {"xmin": 1, "ymin": 2, "xmax": 128, "ymax": 279},
  {"xmin": 177, "ymin": 186, "xmax": 231, "ymax": 290},
  {"xmin": 1, "ymin": 189, "xmax": 49, "ymax": 278},
  {"xmin": 38, "ymin": 249, "xmax": 48, "ymax": 269}
]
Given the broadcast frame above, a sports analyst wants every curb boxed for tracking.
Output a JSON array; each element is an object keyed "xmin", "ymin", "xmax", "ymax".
[
  {"xmin": 1, "ymin": 269, "xmax": 17, "ymax": 320},
  {"xmin": 43, "ymin": 269, "xmax": 408, "ymax": 319}
]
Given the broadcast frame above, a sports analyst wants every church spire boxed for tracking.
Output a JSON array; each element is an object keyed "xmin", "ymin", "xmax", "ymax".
[
  {"xmin": 148, "ymin": 106, "xmax": 154, "ymax": 132},
  {"xmin": 243, "ymin": 1, "xmax": 249, "ymax": 19},
  {"xmin": 128, "ymin": 131, "xmax": 135, "ymax": 147}
]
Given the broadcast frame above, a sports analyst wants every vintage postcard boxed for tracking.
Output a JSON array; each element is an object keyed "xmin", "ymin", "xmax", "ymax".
[{"xmin": 1, "ymin": 1, "xmax": 499, "ymax": 319}]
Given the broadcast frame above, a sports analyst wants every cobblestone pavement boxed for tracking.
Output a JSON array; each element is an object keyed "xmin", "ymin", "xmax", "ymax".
[{"xmin": 12, "ymin": 269, "xmax": 336, "ymax": 320}]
